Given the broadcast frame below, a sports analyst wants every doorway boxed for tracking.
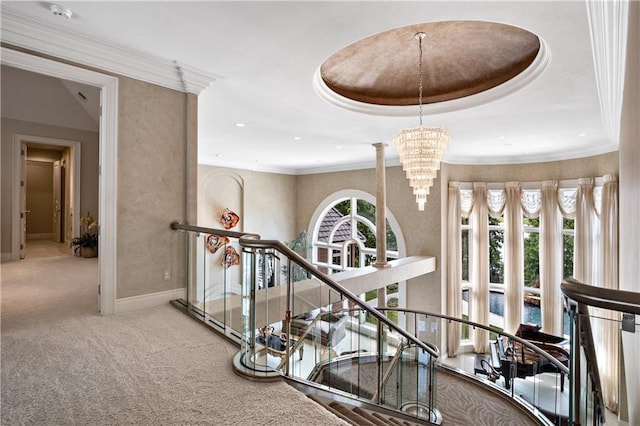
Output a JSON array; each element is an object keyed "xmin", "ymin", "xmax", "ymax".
[
  {"xmin": 21, "ymin": 141, "xmax": 78, "ymax": 259},
  {"xmin": 3, "ymin": 47, "xmax": 118, "ymax": 315}
]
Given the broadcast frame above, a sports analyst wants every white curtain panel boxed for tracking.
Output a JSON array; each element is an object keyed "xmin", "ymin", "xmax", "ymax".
[
  {"xmin": 471, "ymin": 183, "xmax": 489, "ymax": 353},
  {"xmin": 503, "ymin": 182, "xmax": 523, "ymax": 334},
  {"xmin": 446, "ymin": 183, "xmax": 462, "ymax": 356},
  {"xmin": 598, "ymin": 174, "xmax": 619, "ymax": 412},
  {"xmin": 574, "ymin": 178, "xmax": 595, "ymax": 284},
  {"xmin": 540, "ymin": 181, "xmax": 564, "ymax": 336},
  {"xmin": 447, "ymin": 175, "xmax": 618, "ymax": 368}
]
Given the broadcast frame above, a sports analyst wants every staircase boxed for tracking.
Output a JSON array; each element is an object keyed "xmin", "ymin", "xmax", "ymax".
[{"xmin": 306, "ymin": 393, "xmax": 434, "ymax": 426}]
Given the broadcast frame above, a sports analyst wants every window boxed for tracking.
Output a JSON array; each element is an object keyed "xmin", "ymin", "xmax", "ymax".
[
  {"xmin": 461, "ymin": 216, "xmax": 471, "ymax": 339},
  {"xmin": 523, "ymin": 216, "xmax": 541, "ymax": 326},
  {"xmin": 488, "ymin": 216, "xmax": 505, "ymax": 285},
  {"xmin": 312, "ymin": 197, "xmax": 398, "ymax": 274},
  {"xmin": 310, "ymin": 191, "xmax": 405, "ymax": 319},
  {"xmin": 456, "ymin": 182, "xmax": 580, "ymax": 338}
]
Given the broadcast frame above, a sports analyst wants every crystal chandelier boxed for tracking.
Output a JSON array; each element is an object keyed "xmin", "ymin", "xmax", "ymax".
[{"xmin": 393, "ymin": 32, "xmax": 450, "ymax": 211}]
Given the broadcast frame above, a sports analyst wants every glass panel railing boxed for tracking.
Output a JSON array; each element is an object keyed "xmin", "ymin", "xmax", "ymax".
[
  {"xmin": 376, "ymin": 309, "xmax": 568, "ymax": 426},
  {"xmin": 231, "ymin": 242, "xmax": 440, "ymax": 420},
  {"xmin": 378, "ymin": 343, "xmax": 438, "ymax": 423},
  {"xmin": 562, "ymin": 278, "xmax": 640, "ymax": 426},
  {"xmin": 236, "ymin": 247, "xmax": 289, "ymax": 378},
  {"xmin": 569, "ymin": 310, "xmax": 605, "ymax": 426},
  {"xmin": 172, "ymin": 223, "xmax": 580, "ymax": 425},
  {"xmin": 298, "ymin": 306, "xmax": 439, "ymax": 423},
  {"xmin": 171, "ymin": 223, "xmax": 253, "ymax": 343}
]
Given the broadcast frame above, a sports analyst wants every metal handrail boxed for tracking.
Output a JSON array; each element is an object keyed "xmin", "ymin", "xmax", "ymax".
[
  {"xmin": 374, "ymin": 307, "xmax": 570, "ymax": 375},
  {"xmin": 170, "ymin": 221, "xmax": 439, "ymax": 359}
]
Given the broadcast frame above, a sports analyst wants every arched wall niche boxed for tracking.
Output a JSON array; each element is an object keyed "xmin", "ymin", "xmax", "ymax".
[
  {"xmin": 196, "ymin": 168, "xmax": 245, "ymax": 303},
  {"xmin": 198, "ymin": 169, "xmax": 244, "ymax": 232}
]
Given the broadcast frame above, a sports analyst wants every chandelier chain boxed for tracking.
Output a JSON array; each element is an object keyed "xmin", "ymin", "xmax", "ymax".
[{"xmin": 418, "ymin": 33, "xmax": 424, "ymax": 126}]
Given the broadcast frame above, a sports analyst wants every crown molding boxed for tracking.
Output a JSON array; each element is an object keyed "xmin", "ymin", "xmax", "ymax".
[
  {"xmin": 0, "ymin": 6, "xmax": 219, "ymax": 94},
  {"xmin": 586, "ymin": 0, "xmax": 628, "ymax": 147}
]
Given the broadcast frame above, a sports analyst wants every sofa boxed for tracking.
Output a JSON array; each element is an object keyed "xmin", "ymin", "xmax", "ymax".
[{"xmin": 288, "ymin": 307, "xmax": 348, "ymax": 347}]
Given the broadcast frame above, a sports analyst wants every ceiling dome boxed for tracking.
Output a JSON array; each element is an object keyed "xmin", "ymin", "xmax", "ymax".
[{"xmin": 320, "ymin": 21, "xmax": 541, "ymax": 106}]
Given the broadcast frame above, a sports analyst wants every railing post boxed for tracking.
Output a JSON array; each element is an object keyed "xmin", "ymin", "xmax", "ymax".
[
  {"xmin": 376, "ymin": 320, "xmax": 384, "ymax": 405},
  {"xmin": 284, "ymin": 257, "xmax": 293, "ymax": 376},
  {"xmin": 569, "ymin": 302, "xmax": 580, "ymax": 426}
]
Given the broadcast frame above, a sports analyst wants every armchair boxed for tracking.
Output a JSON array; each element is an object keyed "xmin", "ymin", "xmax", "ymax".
[{"xmin": 288, "ymin": 308, "xmax": 348, "ymax": 347}]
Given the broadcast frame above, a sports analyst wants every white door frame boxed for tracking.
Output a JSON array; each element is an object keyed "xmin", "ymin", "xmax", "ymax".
[
  {"xmin": 13, "ymin": 135, "xmax": 81, "ymax": 252},
  {"xmin": 2, "ymin": 47, "xmax": 119, "ymax": 315}
]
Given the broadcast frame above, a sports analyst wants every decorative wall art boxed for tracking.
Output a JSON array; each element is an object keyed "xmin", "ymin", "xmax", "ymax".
[
  {"xmin": 223, "ymin": 246, "xmax": 240, "ymax": 268},
  {"xmin": 220, "ymin": 208, "xmax": 240, "ymax": 229},
  {"xmin": 206, "ymin": 234, "xmax": 229, "ymax": 254}
]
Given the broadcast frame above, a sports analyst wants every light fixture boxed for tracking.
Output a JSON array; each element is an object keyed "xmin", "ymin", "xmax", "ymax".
[
  {"xmin": 50, "ymin": 4, "xmax": 73, "ymax": 20},
  {"xmin": 393, "ymin": 32, "xmax": 450, "ymax": 211}
]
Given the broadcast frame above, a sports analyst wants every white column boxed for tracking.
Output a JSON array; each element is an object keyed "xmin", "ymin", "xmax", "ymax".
[{"xmin": 373, "ymin": 143, "xmax": 389, "ymax": 269}]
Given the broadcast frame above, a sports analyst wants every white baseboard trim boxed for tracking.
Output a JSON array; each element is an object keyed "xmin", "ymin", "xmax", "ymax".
[{"xmin": 115, "ymin": 287, "xmax": 187, "ymax": 314}]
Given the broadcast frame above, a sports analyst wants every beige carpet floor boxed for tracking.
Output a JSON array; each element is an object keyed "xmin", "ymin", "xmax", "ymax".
[{"xmin": 1, "ymin": 251, "xmax": 347, "ymax": 425}]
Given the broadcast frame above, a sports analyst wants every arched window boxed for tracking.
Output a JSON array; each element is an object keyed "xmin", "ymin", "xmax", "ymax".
[{"xmin": 308, "ymin": 190, "xmax": 406, "ymax": 311}]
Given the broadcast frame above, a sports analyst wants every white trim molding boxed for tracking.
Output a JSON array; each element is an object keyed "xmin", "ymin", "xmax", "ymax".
[
  {"xmin": 115, "ymin": 288, "xmax": 187, "ymax": 314},
  {"xmin": 586, "ymin": 0, "xmax": 629, "ymax": 146},
  {"xmin": 1, "ymin": 6, "xmax": 218, "ymax": 94}
]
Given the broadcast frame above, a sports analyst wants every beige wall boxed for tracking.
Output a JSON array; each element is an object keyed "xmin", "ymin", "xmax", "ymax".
[
  {"xmin": 296, "ymin": 165, "xmax": 444, "ymax": 314},
  {"xmin": 0, "ymin": 47, "xmax": 196, "ymax": 301},
  {"xmin": 442, "ymin": 151, "xmax": 619, "ymax": 183},
  {"xmin": 198, "ymin": 165, "xmax": 298, "ymax": 242},
  {"xmin": 116, "ymin": 77, "xmax": 196, "ymax": 299},
  {"xmin": 0, "ymin": 118, "xmax": 99, "ymax": 254},
  {"xmin": 25, "ymin": 161, "xmax": 53, "ymax": 235}
]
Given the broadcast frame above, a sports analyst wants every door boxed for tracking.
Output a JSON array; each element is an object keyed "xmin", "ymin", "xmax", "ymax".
[
  {"xmin": 20, "ymin": 143, "xmax": 27, "ymax": 259},
  {"xmin": 52, "ymin": 160, "xmax": 65, "ymax": 243}
]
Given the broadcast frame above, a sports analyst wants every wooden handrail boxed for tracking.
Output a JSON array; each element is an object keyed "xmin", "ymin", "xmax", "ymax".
[{"xmin": 561, "ymin": 278, "xmax": 640, "ymax": 315}]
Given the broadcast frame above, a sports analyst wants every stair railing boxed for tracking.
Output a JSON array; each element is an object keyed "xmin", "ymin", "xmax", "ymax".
[
  {"xmin": 372, "ymin": 307, "xmax": 570, "ymax": 426},
  {"xmin": 170, "ymin": 222, "xmax": 440, "ymax": 423},
  {"xmin": 561, "ymin": 278, "xmax": 640, "ymax": 426}
]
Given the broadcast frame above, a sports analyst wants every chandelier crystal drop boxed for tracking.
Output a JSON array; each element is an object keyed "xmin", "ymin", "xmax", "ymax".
[{"xmin": 393, "ymin": 32, "xmax": 450, "ymax": 211}]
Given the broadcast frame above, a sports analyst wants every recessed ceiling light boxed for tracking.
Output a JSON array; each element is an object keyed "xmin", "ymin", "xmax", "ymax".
[
  {"xmin": 578, "ymin": 132, "xmax": 586, "ymax": 137},
  {"xmin": 336, "ymin": 146, "xmax": 343, "ymax": 150},
  {"xmin": 50, "ymin": 4, "xmax": 73, "ymax": 20},
  {"xmin": 293, "ymin": 136, "xmax": 302, "ymax": 141},
  {"xmin": 235, "ymin": 123, "xmax": 245, "ymax": 127}
]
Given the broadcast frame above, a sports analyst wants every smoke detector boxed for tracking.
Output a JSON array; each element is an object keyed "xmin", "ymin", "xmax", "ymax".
[{"xmin": 50, "ymin": 4, "xmax": 72, "ymax": 20}]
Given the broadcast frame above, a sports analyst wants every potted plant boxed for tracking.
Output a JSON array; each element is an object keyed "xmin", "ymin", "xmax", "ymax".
[{"xmin": 71, "ymin": 212, "xmax": 99, "ymax": 258}]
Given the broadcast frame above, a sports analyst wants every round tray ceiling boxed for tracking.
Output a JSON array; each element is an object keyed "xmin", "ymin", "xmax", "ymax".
[{"xmin": 320, "ymin": 21, "xmax": 541, "ymax": 106}]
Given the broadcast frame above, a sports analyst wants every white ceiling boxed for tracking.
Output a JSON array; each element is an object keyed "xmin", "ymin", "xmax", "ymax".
[
  {"xmin": 1, "ymin": 65, "xmax": 100, "ymax": 132},
  {"xmin": 0, "ymin": 1, "xmax": 624, "ymax": 175}
]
